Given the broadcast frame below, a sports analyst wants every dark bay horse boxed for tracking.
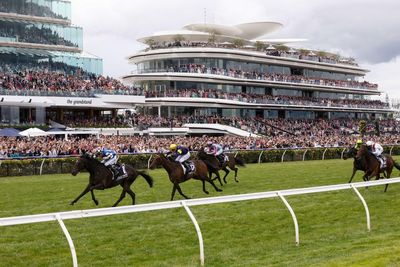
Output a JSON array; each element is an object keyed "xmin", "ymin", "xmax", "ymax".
[
  {"xmin": 197, "ymin": 148, "xmax": 245, "ymax": 185},
  {"xmin": 149, "ymin": 154, "xmax": 222, "ymax": 200},
  {"xmin": 355, "ymin": 144, "xmax": 400, "ymax": 192},
  {"xmin": 70, "ymin": 154, "xmax": 153, "ymax": 207}
]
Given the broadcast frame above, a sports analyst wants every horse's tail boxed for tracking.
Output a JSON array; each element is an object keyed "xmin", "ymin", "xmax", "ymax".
[
  {"xmin": 138, "ymin": 171, "xmax": 154, "ymax": 188},
  {"xmin": 394, "ymin": 161, "xmax": 400, "ymax": 171},
  {"xmin": 234, "ymin": 155, "xmax": 246, "ymax": 167}
]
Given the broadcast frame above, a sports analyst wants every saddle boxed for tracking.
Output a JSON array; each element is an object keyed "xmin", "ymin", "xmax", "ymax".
[
  {"xmin": 378, "ymin": 155, "xmax": 387, "ymax": 170},
  {"xmin": 109, "ymin": 164, "xmax": 128, "ymax": 181},
  {"xmin": 182, "ymin": 161, "xmax": 196, "ymax": 177}
]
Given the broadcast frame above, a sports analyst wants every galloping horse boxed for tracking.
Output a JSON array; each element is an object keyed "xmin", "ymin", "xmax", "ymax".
[
  {"xmin": 355, "ymin": 144, "xmax": 400, "ymax": 192},
  {"xmin": 70, "ymin": 154, "xmax": 153, "ymax": 207},
  {"xmin": 197, "ymin": 148, "xmax": 245, "ymax": 185},
  {"xmin": 149, "ymin": 154, "xmax": 222, "ymax": 200},
  {"xmin": 343, "ymin": 146, "xmax": 370, "ymax": 183}
]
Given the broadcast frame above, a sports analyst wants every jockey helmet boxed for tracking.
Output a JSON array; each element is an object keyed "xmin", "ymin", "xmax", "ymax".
[
  {"xmin": 206, "ymin": 141, "xmax": 213, "ymax": 146},
  {"xmin": 170, "ymin": 144, "xmax": 177, "ymax": 151},
  {"xmin": 366, "ymin": 141, "xmax": 374, "ymax": 147},
  {"xmin": 356, "ymin": 139, "xmax": 363, "ymax": 145}
]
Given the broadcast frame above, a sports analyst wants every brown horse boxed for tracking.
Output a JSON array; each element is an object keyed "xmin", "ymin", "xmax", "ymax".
[
  {"xmin": 149, "ymin": 154, "xmax": 222, "ymax": 200},
  {"xmin": 197, "ymin": 148, "xmax": 245, "ymax": 184},
  {"xmin": 355, "ymin": 144, "xmax": 400, "ymax": 192},
  {"xmin": 70, "ymin": 154, "xmax": 153, "ymax": 207}
]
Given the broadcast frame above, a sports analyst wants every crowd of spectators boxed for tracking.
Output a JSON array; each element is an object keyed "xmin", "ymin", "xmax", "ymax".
[
  {"xmin": 0, "ymin": 20, "xmax": 77, "ymax": 47},
  {"xmin": 145, "ymin": 88, "xmax": 388, "ymax": 110},
  {"xmin": 0, "ymin": 0, "xmax": 68, "ymax": 20},
  {"xmin": 146, "ymin": 40, "xmax": 358, "ymax": 67},
  {"xmin": 140, "ymin": 64, "xmax": 378, "ymax": 90},
  {"xmin": 2, "ymin": 117, "xmax": 397, "ymax": 158},
  {"xmin": 0, "ymin": 68, "xmax": 143, "ymax": 97}
]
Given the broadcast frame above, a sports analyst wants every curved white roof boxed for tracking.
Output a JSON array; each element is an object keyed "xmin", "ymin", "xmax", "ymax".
[{"xmin": 138, "ymin": 21, "xmax": 286, "ymax": 45}]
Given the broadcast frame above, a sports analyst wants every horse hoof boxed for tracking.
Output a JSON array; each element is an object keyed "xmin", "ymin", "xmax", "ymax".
[
  {"xmin": 70, "ymin": 202, "xmax": 75, "ymax": 206},
  {"xmin": 217, "ymin": 189, "xmax": 223, "ymax": 192},
  {"xmin": 94, "ymin": 201, "xmax": 99, "ymax": 206},
  {"xmin": 204, "ymin": 191, "xmax": 209, "ymax": 194}
]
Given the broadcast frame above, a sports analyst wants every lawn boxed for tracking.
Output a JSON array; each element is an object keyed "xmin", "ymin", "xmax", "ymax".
[{"xmin": 1, "ymin": 158, "xmax": 400, "ymax": 267}]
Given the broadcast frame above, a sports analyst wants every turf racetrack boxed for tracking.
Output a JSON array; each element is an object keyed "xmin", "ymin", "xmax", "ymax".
[{"xmin": 1, "ymin": 158, "xmax": 400, "ymax": 266}]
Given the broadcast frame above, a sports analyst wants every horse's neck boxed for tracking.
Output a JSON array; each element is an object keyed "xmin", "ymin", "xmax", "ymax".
[
  {"xmin": 86, "ymin": 159, "xmax": 107, "ymax": 175},
  {"xmin": 161, "ymin": 157, "xmax": 179, "ymax": 174}
]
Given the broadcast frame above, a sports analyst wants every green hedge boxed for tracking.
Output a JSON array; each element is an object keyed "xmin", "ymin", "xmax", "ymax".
[{"xmin": 1, "ymin": 146, "xmax": 399, "ymax": 177}]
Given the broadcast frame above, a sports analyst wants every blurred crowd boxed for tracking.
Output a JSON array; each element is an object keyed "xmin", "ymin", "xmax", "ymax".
[{"xmin": 1, "ymin": 118, "xmax": 399, "ymax": 158}]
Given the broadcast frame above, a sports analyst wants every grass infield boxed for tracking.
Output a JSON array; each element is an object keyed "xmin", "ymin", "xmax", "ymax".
[{"xmin": 1, "ymin": 158, "xmax": 400, "ymax": 266}]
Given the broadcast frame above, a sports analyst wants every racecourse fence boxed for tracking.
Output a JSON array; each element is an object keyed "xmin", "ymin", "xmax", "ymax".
[
  {"xmin": 1, "ymin": 145, "xmax": 400, "ymax": 177},
  {"xmin": 0, "ymin": 178, "xmax": 400, "ymax": 266}
]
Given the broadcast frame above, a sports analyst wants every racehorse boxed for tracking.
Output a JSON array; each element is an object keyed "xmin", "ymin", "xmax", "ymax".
[
  {"xmin": 197, "ymin": 148, "xmax": 245, "ymax": 185},
  {"xmin": 70, "ymin": 154, "xmax": 153, "ymax": 207},
  {"xmin": 149, "ymin": 154, "xmax": 222, "ymax": 200},
  {"xmin": 343, "ymin": 146, "xmax": 370, "ymax": 183},
  {"xmin": 355, "ymin": 144, "xmax": 400, "ymax": 192}
]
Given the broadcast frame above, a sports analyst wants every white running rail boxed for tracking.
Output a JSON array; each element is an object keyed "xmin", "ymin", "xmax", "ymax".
[{"xmin": 1, "ymin": 178, "xmax": 400, "ymax": 266}]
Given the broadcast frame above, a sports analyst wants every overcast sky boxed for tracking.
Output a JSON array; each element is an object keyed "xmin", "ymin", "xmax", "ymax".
[{"xmin": 71, "ymin": 0, "xmax": 400, "ymax": 99}]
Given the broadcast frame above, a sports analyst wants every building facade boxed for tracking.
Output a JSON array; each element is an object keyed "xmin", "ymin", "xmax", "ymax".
[{"xmin": 123, "ymin": 22, "xmax": 392, "ymax": 120}]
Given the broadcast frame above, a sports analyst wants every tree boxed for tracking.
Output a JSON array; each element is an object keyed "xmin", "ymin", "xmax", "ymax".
[
  {"xmin": 233, "ymin": 38, "xmax": 244, "ymax": 48},
  {"xmin": 173, "ymin": 34, "xmax": 185, "ymax": 43},
  {"xmin": 274, "ymin": 44, "xmax": 289, "ymax": 52},
  {"xmin": 208, "ymin": 30, "xmax": 217, "ymax": 44},
  {"xmin": 255, "ymin": 41, "xmax": 266, "ymax": 51},
  {"xmin": 145, "ymin": 38, "xmax": 156, "ymax": 49}
]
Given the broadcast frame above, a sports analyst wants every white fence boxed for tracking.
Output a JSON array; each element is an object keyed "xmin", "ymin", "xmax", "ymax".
[{"xmin": 1, "ymin": 178, "xmax": 400, "ymax": 266}]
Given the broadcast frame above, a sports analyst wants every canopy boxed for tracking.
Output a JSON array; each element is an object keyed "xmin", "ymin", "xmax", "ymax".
[
  {"xmin": 19, "ymin": 127, "xmax": 47, "ymax": 137},
  {"xmin": 0, "ymin": 128, "xmax": 21, "ymax": 137}
]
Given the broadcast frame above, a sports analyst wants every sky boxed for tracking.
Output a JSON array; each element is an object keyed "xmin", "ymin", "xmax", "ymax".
[{"xmin": 71, "ymin": 0, "xmax": 400, "ymax": 99}]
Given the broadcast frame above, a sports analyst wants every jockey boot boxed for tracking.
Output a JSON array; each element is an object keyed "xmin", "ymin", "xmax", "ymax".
[
  {"xmin": 217, "ymin": 155, "xmax": 224, "ymax": 166},
  {"xmin": 115, "ymin": 164, "xmax": 128, "ymax": 181},
  {"xmin": 109, "ymin": 165, "xmax": 118, "ymax": 180},
  {"xmin": 182, "ymin": 162, "xmax": 190, "ymax": 178}
]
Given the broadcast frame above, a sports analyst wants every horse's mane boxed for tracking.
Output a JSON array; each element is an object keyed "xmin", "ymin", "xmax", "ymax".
[{"xmin": 81, "ymin": 154, "xmax": 105, "ymax": 168}]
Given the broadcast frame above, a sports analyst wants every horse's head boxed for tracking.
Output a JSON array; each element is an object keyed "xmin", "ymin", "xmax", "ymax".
[
  {"xmin": 71, "ymin": 154, "xmax": 92, "ymax": 176},
  {"xmin": 149, "ymin": 154, "xmax": 164, "ymax": 170},
  {"xmin": 343, "ymin": 146, "xmax": 357, "ymax": 160},
  {"xmin": 355, "ymin": 144, "xmax": 368, "ymax": 161}
]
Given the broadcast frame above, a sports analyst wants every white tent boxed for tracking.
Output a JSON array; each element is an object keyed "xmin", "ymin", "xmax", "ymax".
[{"xmin": 19, "ymin": 127, "xmax": 48, "ymax": 137}]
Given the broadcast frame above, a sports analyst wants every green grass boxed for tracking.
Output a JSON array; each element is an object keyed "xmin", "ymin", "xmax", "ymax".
[{"xmin": 1, "ymin": 158, "xmax": 400, "ymax": 267}]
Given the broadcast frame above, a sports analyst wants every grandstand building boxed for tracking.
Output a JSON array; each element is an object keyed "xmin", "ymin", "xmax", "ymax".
[
  {"xmin": 123, "ymin": 22, "xmax": 393, "ymax": 120},
  {"xmin": 0, "ymin": 0, "xmax": 144, "ymax": 125}
]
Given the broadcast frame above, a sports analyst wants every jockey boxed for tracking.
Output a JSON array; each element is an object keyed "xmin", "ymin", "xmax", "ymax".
[
  {"xmin": 206, "ymin": 141, "xmax": 226, "ymax": 165},
  {"xmin": 97, "ymin": 147, "xmax": 127, "ymax": 180},
  {"xmin": 168, "ymin": 144, "xmax": 191, "ymax": 177},
  {"xmin": 354, "ymin": 139, "xmax": 363, "ymax": 149},
  {"xmin": 366, "ymin": 140, "xmax": 385, "ymax": 167}
]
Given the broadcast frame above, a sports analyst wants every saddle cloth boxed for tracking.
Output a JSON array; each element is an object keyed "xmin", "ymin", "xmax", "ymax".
[{"xmin": 182, "ymin": 161, "xmax": 196, "ymax": 175}]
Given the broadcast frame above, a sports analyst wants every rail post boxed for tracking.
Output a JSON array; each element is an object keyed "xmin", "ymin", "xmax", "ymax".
[
  {"xmin": 182, "ymin": 201, "xmax": 205, "ymax": 266},
  {"xmin": 350, "ymin": 185, "xmax": 371, "ymax": 232},
  {"xmin": 302, "ymin": 150, "xmax": 308, "ymax": 161},
  {"xmin": 55, "ymin": 214, "xmax": 78, "ymax": 267},
  {"xmin": 322, "ymin": 148, "xmax": 328, "ymax": 160},
  {"xmin": 147, "ymin": 154, "xmax": 153, "ymax": 169},
  {"xmin": 281, "ymin": 150, "xmax": 287, "ymax": 163},
  {"xmin": 277, "ymin": 192, "xmax": 299, "ymax": 245},
  {"xmin": 234, "ymin": 151, "xmax": 239, "ymax": 158},
  {"xmin": 39, "ymin": 158, "xmax": 46, "ymax": 176},
  {"xmin": 258, "ymin": 150, "xmax": 264, "ymax": 164},
  {"xmin": 390, "ymin": 146, "xmax": 394, "ymax": 156},
  {"xmin": 341, "ymin": 148, "xmax": 347, "ymax": 160}
]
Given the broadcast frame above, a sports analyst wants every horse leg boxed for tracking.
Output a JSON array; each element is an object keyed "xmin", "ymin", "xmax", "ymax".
[
  {"xmin": 222, "ymin": 167, "xmax": 230, "ymax": 184},
  {"xmin": 348, "ymin": 167, "xmax": 357, "ymax": 183},
  {"xmin": 204, "ymin": 176, "xmax": 222, "ymax": 192},
  {"xmin": 125, "ymin": 187, "xmax": 136, "ymax": 205},
  {"xmin": 90, "ymin": 190, "xmax": 99, "ymax": 206},
  {"xmin": 175, "ymin": 184, "xmax": 190, "ymax": 199},
  {"xmin": 112, "ymin": 189, "xmax": 127, "ymax": 207},
  {"xmin": 384, "ymin": 167, "xmax": 392, "ymax": 193},
  {"xmin": 70, "ymin": 184, "xmax": 91, "ymax": 205},
  {"xmin": 213, "ymin": 170, "xmax": 223, "ymax": 187},
  {"xmin": 232, "ymin": 166, "xmax": 239, "ymax": 183},
  {"xmin": 202, "ymin": 180, "xmax": 209, "ymax": 195}
]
